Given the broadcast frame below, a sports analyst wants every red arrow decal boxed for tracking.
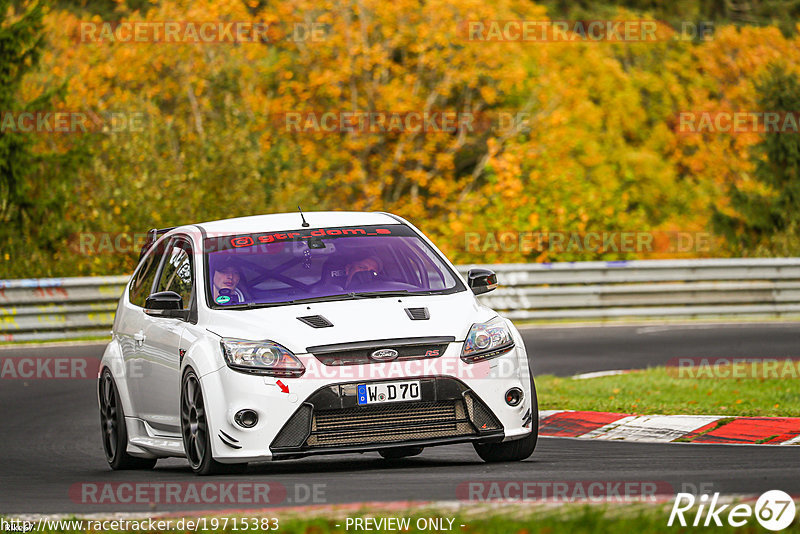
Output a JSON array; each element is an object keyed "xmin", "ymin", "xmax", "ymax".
[{"xmin": 276, "ymin": 380, "xmax": 289, "ymax": 394}]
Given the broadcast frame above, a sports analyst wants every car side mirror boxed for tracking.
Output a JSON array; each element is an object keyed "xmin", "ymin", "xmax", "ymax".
[
  {"xmin": 145, "ymin": 291, "xmax": 189, "ymax": 319},
  {"xmin": 467, "ymin": 268, "xmax": 498, "ymax": 295}
]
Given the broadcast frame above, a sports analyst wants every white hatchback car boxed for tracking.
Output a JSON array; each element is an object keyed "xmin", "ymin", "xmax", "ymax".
[{"xmin": 99, "ymin": 211, "xmax": 537, "ymax": 475}]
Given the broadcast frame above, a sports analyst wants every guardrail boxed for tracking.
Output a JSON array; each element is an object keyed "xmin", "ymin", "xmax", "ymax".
[
  {"xmin": 0, "ymin": 276, "xmax": 128, "ymax": 342},
  {"xmin": 462, "ymin": 258, "xmax": 800, "ymax": 320},
  {"xmin": 2, "ymin": 258, "xmax": 799, "ymax": 342}
]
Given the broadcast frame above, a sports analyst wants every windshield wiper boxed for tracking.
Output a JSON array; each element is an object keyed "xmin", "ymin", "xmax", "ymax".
[
  {"xmin": 348, "ymin": 290, "xmax": 435, "ymax": 298},
  {"xmin": 278, "ymin": 294, "xmax": 366, "ymax": 305},
  {"xmin": 215, "ymin": 302, "xmax": 273, "ymax": 310},
  {"xmin": 216, "ymin": 291, "xmax": 435, "ymax": 310},
  {"xmin": 221, "ymin": 293, "xmax": 374, "ymax": 310}
]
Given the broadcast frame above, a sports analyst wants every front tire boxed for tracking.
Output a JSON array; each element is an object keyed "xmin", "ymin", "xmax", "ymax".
[
  {"xmin": 99, "ymin": 369, "xmax": 157, "ymax": 470},
  {"xmin": 181, "ymin": 370, "xmax": 247, "ymax": 475},
  {"xmin": 473, "ymin": 375, "xmax": 538, "ymax": 463}
]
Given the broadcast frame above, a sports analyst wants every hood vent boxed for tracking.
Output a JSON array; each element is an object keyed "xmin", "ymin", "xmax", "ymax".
[
  {"xmin": 405, "ymin": 307, "xmax": 430, "ymax": 320},
  {"xmin": 297, "ymin": 315, "xmax": 334, "ymax": 328}
]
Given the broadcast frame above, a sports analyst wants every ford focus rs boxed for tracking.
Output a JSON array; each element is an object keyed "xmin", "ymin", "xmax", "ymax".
[{"xmin": 98, "ymin": 211, "xmax": 537, "ymax": 474}]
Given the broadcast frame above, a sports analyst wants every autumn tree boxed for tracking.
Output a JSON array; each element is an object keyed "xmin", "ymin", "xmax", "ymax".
[
  {"xmin": 713, "ymin": 64, "xmax": 800, "ymax": 255},
  {"xmin": 0, "ymin": 0, "xmax": 45, "ymax": 246},
  {"xmin": 8, "ymin": 0, "xmax": 800, "ymax": 276},
  {"xmin": 0, "ymin": 0, "xmax": 85, "ymax": 277}
]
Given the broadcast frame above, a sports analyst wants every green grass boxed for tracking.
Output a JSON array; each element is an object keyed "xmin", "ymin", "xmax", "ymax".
[
  {"xmin": 17, "ymin": 504, "xmax": 800, "ymax": 533},
  {"xmin": 537, "ymin": 365, "xmax": 800, "ymax": 417}
]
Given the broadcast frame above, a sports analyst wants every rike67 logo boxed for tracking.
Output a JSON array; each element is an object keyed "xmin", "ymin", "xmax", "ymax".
[{"xmin": 669, "ymin": 490, "xmax": 796, "ymax": 531}]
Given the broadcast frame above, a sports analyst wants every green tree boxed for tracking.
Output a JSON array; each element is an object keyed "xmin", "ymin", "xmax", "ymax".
[
  {"xmin": 713, "ymin": 63, "xmax": 800, "ymax": 255},
  {"xmin": 0, "ymin": 0, "xmax": 85, "ymax": 278}
]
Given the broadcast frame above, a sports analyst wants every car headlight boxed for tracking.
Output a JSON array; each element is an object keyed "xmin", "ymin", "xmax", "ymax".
[
  {"xmin": 220, "ymin": 338, "xmax": 305, "ymax": 377},
  {"xmin": 461, "ymin": 317, "xmax": 515, "ymax": 363}
]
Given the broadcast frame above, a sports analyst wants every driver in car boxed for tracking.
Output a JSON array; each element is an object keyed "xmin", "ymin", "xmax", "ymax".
[
  {"xmin": 345, "ymin": 255, "xmax": 383, "ymax": 288},
  {"xmin": 212, "ymin": 260, "xmax": 245, "ymax": 305}
]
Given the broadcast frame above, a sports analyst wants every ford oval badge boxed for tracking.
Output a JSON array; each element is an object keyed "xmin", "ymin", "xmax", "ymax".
[{"xmin": 370, "ymin": 348, "xmax": 399, "ymax": 362}]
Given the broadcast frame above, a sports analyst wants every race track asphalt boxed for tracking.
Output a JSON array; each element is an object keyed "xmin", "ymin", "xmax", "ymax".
[{"xmin": 1, "ymin": 322, "xmax": 798, "ymax": 514}]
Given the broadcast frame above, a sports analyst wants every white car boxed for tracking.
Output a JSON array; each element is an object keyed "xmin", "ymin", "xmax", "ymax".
[{"xmin": 98, "ymin": 211, "xmax": 537, "ymax": 475}]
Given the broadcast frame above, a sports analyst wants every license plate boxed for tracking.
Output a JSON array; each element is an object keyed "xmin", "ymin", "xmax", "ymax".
[{"xmin": 357, "ymin": 380, "xmax": 421, "ymax": 405}]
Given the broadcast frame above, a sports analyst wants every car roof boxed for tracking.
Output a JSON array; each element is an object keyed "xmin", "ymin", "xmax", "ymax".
[{"xmin": 192, "ymin": 211, "xmax": 402, "ymax": 236}]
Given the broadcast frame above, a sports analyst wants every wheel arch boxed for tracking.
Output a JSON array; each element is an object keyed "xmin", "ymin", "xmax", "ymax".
[
  {"xmin": 180, "ymin": 332, "xmax": 226, "ymax": 379},
  {"xmin": 98, "ymin": 339, "xmax": 136, "ymax": 419}
]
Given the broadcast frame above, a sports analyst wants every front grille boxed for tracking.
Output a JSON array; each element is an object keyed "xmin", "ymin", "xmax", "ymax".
[
  {"xmin": 308, "ymin": 336, "xmax": 453, "ymax": 366},
  {"xmin": 307, "ymin": 400, "xmax": 472, "ymax": 447},
  {"xmin": 269, "ymin": 377, "xmax": 504, "ymax": 456}
]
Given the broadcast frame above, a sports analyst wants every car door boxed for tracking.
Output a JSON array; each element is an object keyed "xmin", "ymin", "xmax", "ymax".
[
  {"xmin": 117, "ymin": 240, "xmax": 167, "ymax": 419},
  {"xmin": 137, "ymin": 237, "xmax": 196, "ymax": 432}
]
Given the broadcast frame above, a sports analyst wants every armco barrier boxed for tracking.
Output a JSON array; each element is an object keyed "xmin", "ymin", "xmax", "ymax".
[
  {"xmin": 0, "ymin": 276, "xmax": 128, "ymax": 342},
  {"xmin": 461, "ymin": 258, "xmax": 800, "ymax": 321},
  {"xmin": 1, "ymin": 259, "xmax": 799, "ymax": 341}
]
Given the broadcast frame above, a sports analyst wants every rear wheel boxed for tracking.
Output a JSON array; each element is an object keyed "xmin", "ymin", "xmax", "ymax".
[
  {"xmin": 99, "ymin": 369, "xmax": 157, "ymax": 470},
  {"xmin": 473, "ymin": 375, "xmax": 538, "ymax": 463},
  {"xmin": 379, "ymin": 446, "xmax": 424, "ymax": 460},
  {"xmin": 181, "ymin": 370, "xmax": 247, "ymax": 475}
]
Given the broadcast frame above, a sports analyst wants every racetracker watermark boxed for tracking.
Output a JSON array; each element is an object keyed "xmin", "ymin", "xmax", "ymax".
[
  {"xmin": 0, "ymin": 358, "xmax": 146, "ymax": 380},
  {"xmin": 296, "ymin": 354, "xmax": 522, "ymax": 381},
  {"xmin": 666, "ymin": 357, "xmax": 800, "ymax": 379},
  {"xmin": 677, "ymin": 111, "xmax": 800, "ymax": 134},
  {"xmin": 274, "ymin": 110, "xmax": 531, "ymax": 135},
  {"xmin": 457, "ymin": 480, "xmax": 673, "ymax": 502},
  {"xmin": 71, "ymin": 232, "xmax": 151, "ymax": 256},
  {"xmin": 0, "ymin": 111, "xmax": 145, "ymax": 134},
  {"xmin": 0, "ymin": 357, "xmax": 100, "ymax": 380},
  {"xmin": 462, "ymin": 231, "xmax": 712, "ymax": 255},
  {"xmin": 460, "ymin": 20, "xmax": 713, "ymax": 42},
  {"xmin": 78, "ymin": 21, "xmax": 328, "ymax": 44},
  {"xmin": 70, "ymin": 481, "xmax": 326, "ymax": 505}
]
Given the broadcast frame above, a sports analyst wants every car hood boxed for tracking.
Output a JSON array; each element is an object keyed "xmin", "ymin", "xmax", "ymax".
[{"xmin": 203, "ymin": 291, "xmax": 495, "ymax": 354}]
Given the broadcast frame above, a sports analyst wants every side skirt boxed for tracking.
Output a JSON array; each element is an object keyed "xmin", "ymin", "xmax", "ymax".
[{"xmin": 125, "ymin": 417, "xmax": 186, "ymax": 458}]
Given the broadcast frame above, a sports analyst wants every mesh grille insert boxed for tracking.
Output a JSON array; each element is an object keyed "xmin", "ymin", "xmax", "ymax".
[
  {"xmin": 306, "ymin": 400, "xmax": 474, "ymax": 448},
  {"xmin": 271, "ymin": 404, "xmax": 313, "ymax": 449},
  {"xmin": 464, "ymin": 392, "xmax": 503, "ymax": 431}
]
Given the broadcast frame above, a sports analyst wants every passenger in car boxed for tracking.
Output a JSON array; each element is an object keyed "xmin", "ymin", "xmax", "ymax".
[{"xmin": 344, "ymin": 255, "xmax": 383, "ymax": 288}]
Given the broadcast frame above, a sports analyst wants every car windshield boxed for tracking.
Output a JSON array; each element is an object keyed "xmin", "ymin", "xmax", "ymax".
[{"xmin": 204, "ymin": 224, "xmax": 464, "ymax": 308}]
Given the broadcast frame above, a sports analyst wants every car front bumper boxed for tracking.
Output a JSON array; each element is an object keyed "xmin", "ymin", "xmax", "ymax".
[{"xmin": 199, "ymin": 341, "xmax": 534, "ymax": 463}]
